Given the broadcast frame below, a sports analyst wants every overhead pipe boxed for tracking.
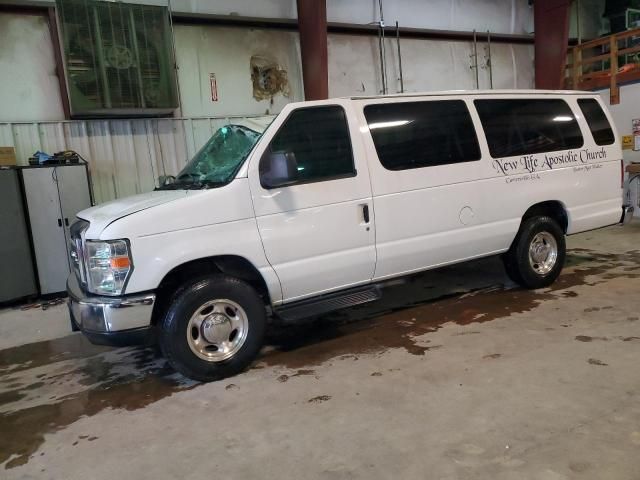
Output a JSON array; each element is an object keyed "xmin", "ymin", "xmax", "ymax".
[
  {"xmin": 485, "ymin": 30, "xmax": 493, "ymax": 89},
  {"xmin": 377, "ymin": 0, "xmax": 388, "ymax": 94},
  {"xmin": 396, "ymin": 21, "xmax": 404, "ymax": 93},
  {"xmin": 170, "ymin": 12, "xmax": 534, "ymax": 45},
  {"xmin": 378, "ymin": 25, "xmax": 386, "ymax": 94},
  {"xmin": 470, "ymin": 29, "xmax": 479, "ymax": 89}
]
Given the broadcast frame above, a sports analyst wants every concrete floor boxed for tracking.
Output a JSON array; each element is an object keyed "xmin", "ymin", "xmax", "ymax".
[{"xmin": 2, "ymin": 222, "xmax": 640, "ymax": 479}]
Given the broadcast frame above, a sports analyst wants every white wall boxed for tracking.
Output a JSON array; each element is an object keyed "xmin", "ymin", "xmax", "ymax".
[
  {"xmin": 173, "ymin": 25, "xmax": 304, "ymax": 117},
  {"xmin": 569, "ymin": 0, "xmax": 607, "ymax": 41},
  {"xmin": 598, "ymin": 84, "xmax": 640, "ymax": 213},
  {"xmin": 172, "ymin": 24, "xmax": 534, "ymax": 115},
  {"xmin": 325, "ymin": 0, "xmax": 533, "ymax": 34},
  {"xmin": 169, "ymin": 0, "xmax": 533, "ymax": 35},
  {"xmin": 328, "ymin": 34, "xmax": 533, "ymax": 97},
  {"xmin": 11, "ymin": 0, "xmax": 534, "ymax": 34},
  {"xmin": 170, "ymin": 0, "xmax": 535, "ymax": 110},
  {"xmin": 0, "ymin": 1, "xmax": 535, "ymax": 122},
  {"xmin": 599, "ymin": 85, "xmax": 640, "ymax": 163},
  {"xmin": 0, "ymin": 13, "xmax": 65, "ymax": 122},
  {"xmin": 169, "ymin": 0, "xmax": 296, "ymax": 19}
]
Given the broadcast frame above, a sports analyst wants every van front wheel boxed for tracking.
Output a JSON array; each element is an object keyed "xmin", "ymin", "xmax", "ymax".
[
  {"xmin": 503, "ymin": 216, "xmax": 565, "ymax": 289},
  {"xmin": 159, "ymin": 275, "xmax": 266, "ymax": 382}
]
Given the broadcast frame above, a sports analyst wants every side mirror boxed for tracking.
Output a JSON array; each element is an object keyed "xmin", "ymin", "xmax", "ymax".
[
  {"xmin": 260, "ymin": 151, "xmax": 298, "ymax": 189},
  {"xmin": 158, "ymin": 175, "xmax": 175, "ymax": 187}
]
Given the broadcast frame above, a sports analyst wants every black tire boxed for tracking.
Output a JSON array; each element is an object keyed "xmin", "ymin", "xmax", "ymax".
[
  {"xmin": 503, "ymin": 216, "xmax": 566, "ymax": 289},
  {"xmin": 501, "ymin": 252, "xmax": 524, "ymax": 286},
  {"xmin": 158, "ymin": 275, "xmax": 267, "ymax": 382}
]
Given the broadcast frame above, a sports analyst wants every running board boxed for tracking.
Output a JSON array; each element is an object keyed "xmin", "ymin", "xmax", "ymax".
[{"xmin": 274, "ymin": 286, "xmax": 382, "ymax": 323}]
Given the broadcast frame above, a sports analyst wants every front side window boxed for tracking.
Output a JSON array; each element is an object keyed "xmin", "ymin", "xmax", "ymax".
[
  {"xmin": 578, "ymin": 98, "xmax": 615, "ymax": 146},
  {"xmin": 363, "ymin": 100, "xmax": 481, "ymax": 170},
  {"xmin": 474, "ymin": 99, "xmax": 584, "ymax": 158},
  {"xmin": 260, "ymin": 106, "xmax": 355, "ymax": 187}
]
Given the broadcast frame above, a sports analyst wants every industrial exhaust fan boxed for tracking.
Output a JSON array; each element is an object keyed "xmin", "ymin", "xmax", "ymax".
[{"xmin": 56, "ymin": 0, "xmax": 178, "ymax": 118}]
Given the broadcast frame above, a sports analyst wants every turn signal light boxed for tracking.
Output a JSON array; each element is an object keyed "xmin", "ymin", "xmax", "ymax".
[{"xmin": 110, "ymin": 257, "xmax": 131, "ymax": 269}]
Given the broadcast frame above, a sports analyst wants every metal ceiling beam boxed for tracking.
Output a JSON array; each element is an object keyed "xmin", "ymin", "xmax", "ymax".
[
  {"xmin": 296, "ymin": 0, "xmax": 328, "ymax": 101},
  {"xmin": 534, "ymin": 0, "xmax": 572, "ymax": 89}
]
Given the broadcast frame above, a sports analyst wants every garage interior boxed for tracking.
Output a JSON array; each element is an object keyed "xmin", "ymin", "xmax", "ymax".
[{"xmin": 1, "ymin": 0, "xmax": 640, "ymax": 478}]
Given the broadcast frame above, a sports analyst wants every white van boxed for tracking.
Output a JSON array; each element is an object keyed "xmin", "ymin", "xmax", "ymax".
[{"xmin": 67, "ymin": 90, "xmax": 632, "ymax": 381}]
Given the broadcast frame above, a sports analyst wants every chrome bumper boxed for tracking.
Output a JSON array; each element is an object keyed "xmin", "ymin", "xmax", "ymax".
[
  {"xmin": 621, "ymin": 205, "xmax": 635, "ymax": 225},
  {"xmin": 67, "ymin": 274, "xmax": 155, "ymax": 343}
]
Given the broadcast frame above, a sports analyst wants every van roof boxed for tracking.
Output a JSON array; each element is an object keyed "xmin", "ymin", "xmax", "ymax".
[{"xmin": 347, "ymin": 89, "xmax": 600, "ymax": 100}]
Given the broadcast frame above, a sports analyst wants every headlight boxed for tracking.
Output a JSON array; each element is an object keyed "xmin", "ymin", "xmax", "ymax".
[{"xmin": 85, "ymin": 240, "xmax": 133, "ymax": 296}]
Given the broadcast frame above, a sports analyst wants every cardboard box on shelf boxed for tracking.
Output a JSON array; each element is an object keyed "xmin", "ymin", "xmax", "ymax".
[{"xmin": 0, "ymin": 147, "xmax": 17, "ymax": 166}]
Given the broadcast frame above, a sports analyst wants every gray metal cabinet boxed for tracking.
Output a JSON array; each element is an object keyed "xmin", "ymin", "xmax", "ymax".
[
  {"xmin": 21, "ymin": 164, "xmax": 92, "ymax": 295},
  {"xmin": 0, "ymin": 169, "xmax": 37, "ymax": 302}
]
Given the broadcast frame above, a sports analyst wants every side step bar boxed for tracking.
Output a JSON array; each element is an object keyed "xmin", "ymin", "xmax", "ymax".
[{"xmin": 274, "ymin": 285, "xmax": 382, "ymax": 323}]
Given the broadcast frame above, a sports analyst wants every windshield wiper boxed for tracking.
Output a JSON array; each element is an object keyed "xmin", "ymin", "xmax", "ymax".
[
  {"xmin": 155, "ymin": 183, "xmax": 182, "ymax": 190},
  {"xmin": 160, "ymin": 180, "xmax": 228, "ymax": 190},
  {"xmin": 201, "ymin": 180, "xmax": 227, "ymax": 188},
  {"xmin": 176, "ymin": 172, "xmax": 202, "ymax": 182},
  {"xmin": 183, "ymin": 180, "xmax": 228, "ymax": 190},
  {"xmin": 183, "ymin": 182, "xmax": 204, "ymax": 190}
]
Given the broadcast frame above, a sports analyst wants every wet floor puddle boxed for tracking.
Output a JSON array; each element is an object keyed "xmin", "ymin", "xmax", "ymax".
[
  {"xmin": 0, "ymin": 346, "xmax": 197, "ymax": 469},
  {"xmin": 1, "ymin": 248, "xmax": 639, "ymax": 469}
]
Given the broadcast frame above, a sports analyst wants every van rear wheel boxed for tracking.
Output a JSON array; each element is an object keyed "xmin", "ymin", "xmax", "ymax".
[
  {"xmin": 158, "ymin": 275, "xmax": 266, "ymax": 382},
  {"xmin": 503, "ymin": 216, "xmax": 565, "ymax": 289}
]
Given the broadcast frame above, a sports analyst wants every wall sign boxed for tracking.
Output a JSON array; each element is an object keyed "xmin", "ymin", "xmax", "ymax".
[
  {"xmin": 633, "ymin": 118, "xmax": 640, "ymax": 151},
  {"xmin": 622, "ymin": 135, "xmax": 634, "ymax": 150}
]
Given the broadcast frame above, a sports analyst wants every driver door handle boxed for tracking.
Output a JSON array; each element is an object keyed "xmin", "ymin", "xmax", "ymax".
[{"xmin": 362, "ymin": 204, "xmax": 370, "ymax": 224}]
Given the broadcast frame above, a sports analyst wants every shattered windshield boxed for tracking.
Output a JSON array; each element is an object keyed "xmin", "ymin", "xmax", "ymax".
[{"xmin": 157, "ymin": 124, "xmax": 263, "ymax": 190}]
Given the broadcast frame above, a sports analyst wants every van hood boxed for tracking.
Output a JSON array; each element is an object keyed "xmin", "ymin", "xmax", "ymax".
[{"xmin": 78, "ymin": 190, "xmax": 190, "ymax": 236}]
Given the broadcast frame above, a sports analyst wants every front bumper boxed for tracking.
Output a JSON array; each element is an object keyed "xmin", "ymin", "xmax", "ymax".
[
  {"xmin": 67, "ymin": 274, "xmax": 155, "ymax": 347},
  {"xmin": 620, "ymin": 205, "xmax": 635, "ymax": 225}
]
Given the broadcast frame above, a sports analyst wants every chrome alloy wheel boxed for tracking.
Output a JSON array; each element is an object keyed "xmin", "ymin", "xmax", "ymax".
[
  {"xmin": 528, "ymin": 231, "xmax": 558, "ymax": 275},
  {"xmin": 186, "ymin": 299, "xmax": 249, "ymax": 362}
]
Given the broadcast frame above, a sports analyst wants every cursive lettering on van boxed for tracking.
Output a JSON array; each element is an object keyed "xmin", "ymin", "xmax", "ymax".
[
  {"xmin": 520, "ymin": 155, "xmax": 544, "ymax": 173},
  {"xmin": 579, "ymin": 147, "xmax": 607, "ymax": 162},
  {"xmin": 493, "ymin": 158, "xmax": 518, "ymax": 175},
  {"xmin": 544, "ymin": 150, "xmax": 579, "ymax": 169},
  {"xmin": 493, "ymin": 147, "xmax": 608, "ymax": 176}
]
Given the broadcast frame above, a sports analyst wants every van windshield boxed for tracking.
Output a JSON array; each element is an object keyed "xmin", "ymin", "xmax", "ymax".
[{"xmin": 157, "ymin": 124, "xmax": 263, "ymax": 190}]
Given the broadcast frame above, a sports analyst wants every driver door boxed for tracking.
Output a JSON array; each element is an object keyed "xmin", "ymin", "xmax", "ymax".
[{"xmin": 247, "ymin": 101, "xmax": 376, "ymax": 303}]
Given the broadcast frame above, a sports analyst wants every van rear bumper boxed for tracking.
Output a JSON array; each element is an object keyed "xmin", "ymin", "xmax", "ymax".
[{"xmin": 620, "ymin": 205, "xmax": 634, "ymax": 224}]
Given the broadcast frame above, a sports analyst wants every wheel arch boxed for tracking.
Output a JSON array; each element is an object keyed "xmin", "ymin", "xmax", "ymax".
[
  {"xmin": 521, "ymin": 200, "xmax": 569, "ymax": 234},
  {"xmin": 151, "ymin": 255, "xmax": 272, "ymax": 326}
]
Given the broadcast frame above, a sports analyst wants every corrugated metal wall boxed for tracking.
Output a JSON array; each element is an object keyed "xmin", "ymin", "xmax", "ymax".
[{"xmin": 0, "ymin": 116, "xmax": 270, "ymax": 204}]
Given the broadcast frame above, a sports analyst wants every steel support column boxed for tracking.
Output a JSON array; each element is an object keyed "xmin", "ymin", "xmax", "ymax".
[
  {"xmin": 534, "ymin": 0, "xmax": 572, "ymax": 89},
  {"xmin": 296, "ymin": 0, "xmax": 328, "ymax": 100}
]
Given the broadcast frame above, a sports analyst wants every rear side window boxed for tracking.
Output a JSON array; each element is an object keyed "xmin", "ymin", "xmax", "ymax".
[
  {"xmin": 474, "ymin": 99, "xmax": 584, "ymax": 158},
  {"xmin": 578, "ymin": 98, "xmax": 615, "ymax": 146},
  {"xmin": 363, "ymin": 100, "xmax": 481, "ymax": 171},
  {"xmin": 266, "ymin": 106, "xmax": 355, "ymax": 184}
]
